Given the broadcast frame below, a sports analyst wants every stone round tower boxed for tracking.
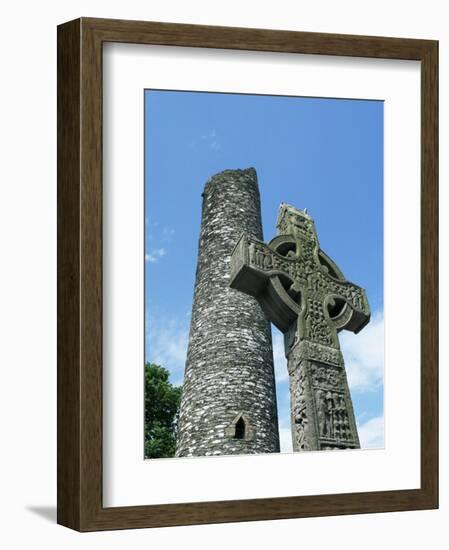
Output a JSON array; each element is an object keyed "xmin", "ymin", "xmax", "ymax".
[{"xmin": 175, "ymin": 168, "xmax": 280, "ymax": 457}]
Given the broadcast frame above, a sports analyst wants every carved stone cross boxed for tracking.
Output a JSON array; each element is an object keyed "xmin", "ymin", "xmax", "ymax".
[{"xmin": 230, "ymin": 203, "xmax": 370, "ymax": 451}]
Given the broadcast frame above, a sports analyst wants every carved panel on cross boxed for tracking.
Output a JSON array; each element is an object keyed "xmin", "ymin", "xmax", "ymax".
[
  {"xmin": 315, "ymin": 389, "xmax": 354, "ymax": 443},
  {"xmin": 306, "ymin": 298, "xmax": 334, "ymax": 346},
  {"xmin": 290, "ymin": 340, "xmax": 342, "ymax": 368},
  {"xmin": 290, "ymin": 365, "xmax": 312, "ymax": 451},
  {"xmin": 311, "ymin": 363, "xmax": 342, "ymax": 389}
]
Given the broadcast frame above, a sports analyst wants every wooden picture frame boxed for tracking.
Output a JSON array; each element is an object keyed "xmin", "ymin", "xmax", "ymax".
[{"xmin": 57, "ymin": 17, "xmax": 438, "ymax": 531}]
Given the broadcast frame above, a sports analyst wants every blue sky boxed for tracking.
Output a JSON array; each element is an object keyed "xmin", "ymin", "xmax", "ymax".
[{"xmin": 145, "ymin": 90, "xmax": 384, "ymax": 452}]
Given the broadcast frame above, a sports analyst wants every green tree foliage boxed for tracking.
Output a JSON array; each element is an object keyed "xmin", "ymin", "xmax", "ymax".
[{"xmin": 144, "ymin": 363, "xmax": 182, "ymax": 459}]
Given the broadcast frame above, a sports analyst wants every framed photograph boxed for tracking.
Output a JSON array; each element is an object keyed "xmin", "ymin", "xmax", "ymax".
[{"xmin": 57, "ymin": 17, "xmax": 438, "ymax": 531}]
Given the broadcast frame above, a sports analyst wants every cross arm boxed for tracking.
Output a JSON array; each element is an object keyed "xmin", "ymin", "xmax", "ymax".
[
  {"xmin": 313, "ymin": 271, "xmax": 370, "ymax": 334},
  {"xmin": 230, "ymin": 234, "xmax": 301, "ymax": 332},
  {"xmin": 229, "ymin": 234, "xmax": 273, "ymax": 297}
]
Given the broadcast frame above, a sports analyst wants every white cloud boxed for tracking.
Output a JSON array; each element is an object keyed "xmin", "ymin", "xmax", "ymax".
[
  {"xmin": 145, "ymin": 248, "xmax": 166, "ymax": 263},
  {"xmin": 190, "ymin": 129, "xmax": 222, "ymax": 152},
  {"xmin": 202, "ymin": 129, "xmax": 221, "ymax": 151},
  {"xmin": 358, "ymin": 415, "xmax": 384, "ymax": 449},
  {"xmin": 272, "ymin": 328, "xmax": 289, "ymax": 383},
  {"xmin": 340, "ymin": 311, "xmax": 384, "ymax": 393},
  {"xmin": 162, "ymin": 226, "xmax": 175, "ymax": 239},
  {"xmin": 146, "ymin": 317, "xmax": 189, "ymax": 385},
  {"xmin": 279, "ymin": 426, "xmax": 293, "ymax": 453}
]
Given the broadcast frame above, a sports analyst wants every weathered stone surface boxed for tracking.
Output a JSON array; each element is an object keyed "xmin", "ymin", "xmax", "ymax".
[
  {"xmin": 175, "ymin": 168, "xmax": 280, "ymax": 457},
  {"xmin": 230, "ymin": 203, "xmax": 370, "ymax": 451}
]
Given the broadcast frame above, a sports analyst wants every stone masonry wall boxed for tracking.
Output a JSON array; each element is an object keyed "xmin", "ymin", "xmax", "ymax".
[{"xmin": 175, "ymin": 168, "xmax": 280, "ymax": 457}]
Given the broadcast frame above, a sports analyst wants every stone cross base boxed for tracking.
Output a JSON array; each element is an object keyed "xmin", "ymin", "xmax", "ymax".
[{"xmin": 288, "ymin": 340, "xmax": 360, "ymax": 451}]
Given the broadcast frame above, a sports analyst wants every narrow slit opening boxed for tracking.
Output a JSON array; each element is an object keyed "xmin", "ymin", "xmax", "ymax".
[{"xmin": 234, "ymin": 417, "xmax": 246, "ymax": 439}]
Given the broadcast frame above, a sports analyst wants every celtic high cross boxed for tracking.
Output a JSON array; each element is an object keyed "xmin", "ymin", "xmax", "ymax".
[{"xmin": 229, "ymin": 203, "xmax": 370, "ymax": 451}]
